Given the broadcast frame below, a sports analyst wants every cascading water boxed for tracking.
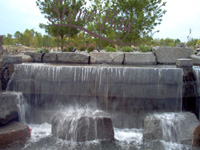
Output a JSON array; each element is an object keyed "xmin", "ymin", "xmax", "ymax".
[{"xmin": 5, "ymin": 63, "xmax": 196, "ymax": 150}]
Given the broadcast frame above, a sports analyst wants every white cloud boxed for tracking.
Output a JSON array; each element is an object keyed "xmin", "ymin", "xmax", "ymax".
[{"xmin": 154, "ymin": 0, "xmax": 200, "ymax": 42}]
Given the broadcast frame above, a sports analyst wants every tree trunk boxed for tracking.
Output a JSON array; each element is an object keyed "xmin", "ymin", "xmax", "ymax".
[{"xmin": 61, "ymin": 34, "xmax": 64, "ymax": 51}]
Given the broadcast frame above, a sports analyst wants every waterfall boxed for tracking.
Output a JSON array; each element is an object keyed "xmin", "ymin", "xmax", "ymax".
[
  {"xmin": 193, "ymin": 66, "xmax": 200, "ymax": 118},
  {"xmin": 7, "ymin": 63, "xmax": 183, "ymax": 127}
]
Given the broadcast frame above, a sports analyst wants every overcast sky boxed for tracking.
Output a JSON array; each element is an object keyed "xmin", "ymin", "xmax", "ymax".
[{"xmin": 0, "ymin": 0, "xmax": 199, "ymax": 42}]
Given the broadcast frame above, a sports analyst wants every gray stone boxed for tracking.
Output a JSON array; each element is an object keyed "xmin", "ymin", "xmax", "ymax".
[
  {"xmin": 143, "ymin": 112, "xmax": 199, "ymax": 143},
  {"xmin": 57, "ymin": 52, "xmax": 89, "ymax": 64},
  {"xmin": 24, "ymin": 52, "xmax": 43, "ymax": 62},
  {"xmin": 52, "ymin": 110, "xmax": 114, "ymax": 142},
  {"xmin": 0, "ymin": 92, "xmax": 23, "ymax": 125},
  {"xmin": 190, "ymin": 55, "xmax": 200, "ymax": 65},
  {"xmin": 153, "ymin": 47, "xmax": 191, "ymax": 64},
  {"xmin": 43, "ymin": 53, "xmax": 57, "ymax": 62},
  {"xmin": 24, "ymin": 52, "xmax": 35, "ymax": 58},
  {"xmin": 176, "ymin": 59, "xmax": 193, "ymax": 68},
  {"xmin": 2, "ymin": 55, "xmax": 22, "ymax": 65},
  {"xmin": 0, "ymin": 121, "xmax": 30, "ymax": 149},
  {"xmin": 21, "ymin": 55, "xmax": 33, "ymax": 62},
  {"xmin": 124, "ymin": 52, "xmax": 156, "ymax": 65},
  {"xmin": 33, "ymin": 53, "xmax": 43, "ymax": 62},
  {"xmin": 90, "ymin": 52, "xmax": 124, "ymax": 64}
]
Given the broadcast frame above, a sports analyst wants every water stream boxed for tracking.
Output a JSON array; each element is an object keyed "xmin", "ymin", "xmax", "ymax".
[{"xmin": 4, "ymin": 63, "xmax": 198, "ymax": 150}]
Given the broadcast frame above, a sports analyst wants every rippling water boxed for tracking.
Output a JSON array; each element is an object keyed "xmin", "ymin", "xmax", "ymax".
[{"xmin": 5, "ymin": 122, "xmax": 195, "ymax": 150}]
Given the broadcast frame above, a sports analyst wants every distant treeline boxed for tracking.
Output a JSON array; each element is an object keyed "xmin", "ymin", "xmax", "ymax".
[{"xmin": 2, "ymin": 28, "xmax": 200, "ymax": 50}]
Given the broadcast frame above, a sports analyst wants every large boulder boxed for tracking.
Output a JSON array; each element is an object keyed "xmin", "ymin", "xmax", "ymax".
[
  {"xmin": 153, "ymin": 47, "xmax": 191, "ymax": 64},
  {"xmin": 57, "ymin": 52, "xmax": 89, "ymax": 64},
  {"xmin": 52, "ymin": 109, "xmax": 114, "ymax": 142},
  {"xmin": 143, "ymin": 112, "xmax": 200, "ymax": 144},
  {"xmin": 0, "ymin": 121, "xmax": 30, "ymax": 149},
  {"xmin": 124, "ymin": 52, "xmax": 156, "ymax": 65},
  {"xmin": 0, "ymin": 92, "xmax": 23, "ymax": 125},
  {"xmin": 90, "ymin": 52, "xmax": 124, "ymax": 64}
]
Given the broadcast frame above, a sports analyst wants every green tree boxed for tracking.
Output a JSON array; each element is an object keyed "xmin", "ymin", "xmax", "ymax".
[
  {"xmin": 23, "ymin": 29, "xmax": 35, "ymax": 46},
  {"xmin": 36, "ymin": 0, "xmax": 86, "ymax": 50},
  {"xmin": 110, "ymin": 0, "xmax": 167, "ymax": 44},
  {"xmin": 4, "ymin": 34, "xmax": 13, "ymax": 45},
  {"xmin": 14, "ymin": 31, "xmax": 23, "ymax": 44}
]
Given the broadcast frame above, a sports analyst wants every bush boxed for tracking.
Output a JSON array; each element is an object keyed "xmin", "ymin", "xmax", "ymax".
[
  {"xmin": 42, "ymin": 48, "xmax": 50, "ymax": 53},
  {"xmin": 139, "ymin": 45, "xmax": 151, "ymax": 52},
  {"xmin": 87, "ymin": 44, "xmax": 95, "ymax": 53},
  {"xmin": 120, "ymin": 46, "xmax": 133, "ymax": 52},
  {"xmin": 105, "ymin": 46, "xmax": 117, "ymax": 52},
  {"xmin": 79, "ymin": 45, "xmax": 87, "ymax": 51},
  {"xmin": 64, "ymin": 43, "xmax": 74, "ymax": 52},
  {"xmin": 36, "ymin": 48, "xmax": 50, "ymax": 53}
]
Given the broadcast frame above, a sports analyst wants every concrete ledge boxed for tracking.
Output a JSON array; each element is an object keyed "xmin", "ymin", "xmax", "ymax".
[
  {"xmin": 90, "ymin": 52, "xmax": 124, "ymax": 64},
  {"xmin": 153, "ymin": 47, "xmax": 191, "ymax": 64},
  {"xmin": 124, "ymin": 52, "xmax": 156, "ymax": 65},
  {"xmin": 190, "ymin": 55, "xmax": 200, "ymax": 65},
  {"xmin": 176, "ymin": 59, "xmax": 193, "ymax": 68}
]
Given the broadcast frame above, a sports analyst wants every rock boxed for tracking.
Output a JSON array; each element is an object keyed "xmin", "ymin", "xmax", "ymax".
[
  {"xmin": 153, "ymin": 47, "xmax": 191, "ymax": 64},
  {"xmin": 143, "ymin": 112, "xmax": 199, "ymax": 143},
  {"xmin": 24, "ymin": 52, "xmax": 35, "ymax": 58},
  {"xmin": 21, "ymin": 55, "xmax": 33, "ymax": 62},
  {"xmin": 193, "ymin": 125, "xmax": 200, "ymax": 147},
  {"xmin": 57, "ymin": 52, "xmax": 89, "ymax": 64},
  {"xmin": 0, "ymin": 92, "xmax": 23, "ymax": 125},
  {"xmin": 43, "ymin": 53, "xmax": 57, "ymax": 62},
  {"xmin": 33, "ymin": 53, "xmax": 43, "ymax": 62},
  {"xmin": 124, "ymin": 52, "xmax": 156, "ymax": 65},
  {"xmin": 24, "ymin": 52, "xmax": 43, "ymax": 62},
  {"xmin": 2, "ymin": 64, "xmax": 15, "ymax": 90},
  {"xmin": 52, "ymin": 110, "xmax": 114, "ymax": 142},
  {"xmin": 190, "ymin": 55, "xmax": 200, "ymax": 65},
  {"xmin": 90, "ymin": 52, "xmax": 124, "ymax": 64},
  {"xmin": 0, "ymin": 121, "xmax": 30, "ymax": 149},
  {"xmin": 176, "ymin": 59, "xmax": 193, "ymax": 68},
  {"xmin": 2, "ymin": 55, "xmax": 22, "ymax": 65}
]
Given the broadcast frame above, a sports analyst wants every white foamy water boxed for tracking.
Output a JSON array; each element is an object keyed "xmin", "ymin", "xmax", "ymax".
[
  {"xmin": 114, "ymin": 128, "xmax": 143, "ymax": 145},
  {"xmin": 28, "ymin": 123, "xmax": 52, "ymax": 143},
  {"xmin": 161, "ymin": 141, "xmax": 190, "ymax": 150}
]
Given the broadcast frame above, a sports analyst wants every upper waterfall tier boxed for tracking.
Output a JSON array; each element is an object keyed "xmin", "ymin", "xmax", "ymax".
[{"xmin": 7, "ymin": 63, "xmax": 183, "ymax": 113}]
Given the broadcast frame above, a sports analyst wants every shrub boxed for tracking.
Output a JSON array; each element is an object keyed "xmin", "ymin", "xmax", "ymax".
[
  {"xmin": 87, "ymin": 43, "xmax": 95, "ymax": 53},
  {"xmin": 64, "ymin": 43, "xmax": 74, "ymax": 52},
  {"xmin": 120, "ymin": 46, "xmax": 133, "ymax": 52},
  {"xmin": 105, "ymin": 46, "xmax": 117, "ymax": 52},
  {"xmin": 36, "ymin": 48, "xmax": 50, "ymax": 53},
  {"xmin": 42, "ymin": 48, "xmax": 50, "ymax": 53},
  {"xmin": 139, "ymin": 45, "xmax": 151, "ymax": 52},
  {"xmin": 79, "ymin": 45, "xmax": 87, "ymax": 51}
]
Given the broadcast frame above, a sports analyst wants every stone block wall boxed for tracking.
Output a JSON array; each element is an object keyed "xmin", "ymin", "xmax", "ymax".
[{"xmin": 23, "ymin": 47, "xmax": 193, "ymax": 65}]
